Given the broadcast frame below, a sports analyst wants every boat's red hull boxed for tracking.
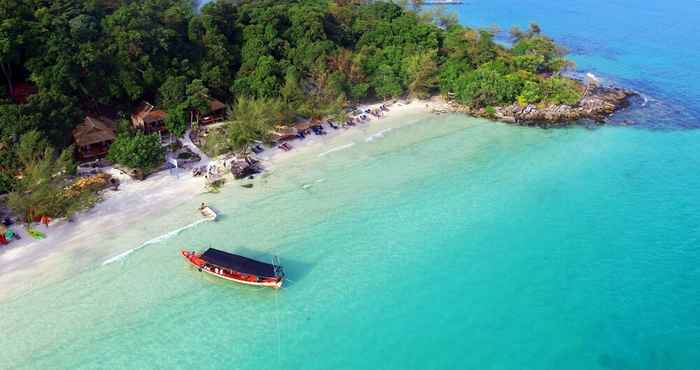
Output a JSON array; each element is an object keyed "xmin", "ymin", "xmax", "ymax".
[{"xmin": 181, "ymin": 250, "xmax": 283, "ymax": 289}]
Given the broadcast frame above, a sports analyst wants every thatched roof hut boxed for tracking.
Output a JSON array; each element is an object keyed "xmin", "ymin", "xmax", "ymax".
[
  {"xmin": 294, "ymin": 122, "xmax": 312, "ymax": 131},
  {"xmin": 207, "ymin": 98, "xmax": 226, "ymax": 113},
  {"xmin": 269, "ymin": 125, "xmax": 298, "ymax": 142},
  {"xmin": 196, "ymin": 98, "xmax": 227, "ymax": 125},
  {"xmin": 73, "ymin": 116, "xmax": 117, "ymax": 161},
  {"xmin": 131, "ymin": 101, "xmax": 167, "ymax": 134},
  {"xmin": 73, "ymin": 116, "xmax": 116, "ymax": 147}
]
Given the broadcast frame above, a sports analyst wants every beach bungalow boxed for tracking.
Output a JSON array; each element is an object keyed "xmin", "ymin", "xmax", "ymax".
[
  {"xmin": 72, "ymin": 116, "xmax": 116, "ymax": 161},
  {"xmin": 294, "ymin": 121, "xmax": 313, "ymax": 132},
  {"xmin": 193, "ymin": 98, "xmax": 227, "ymax": 126},
  {"xmin": 269, "ymin": 125, "xmax": 298, "ymax": 142},
  {"xmin": 131, "ymin": 101, "xmax": 168, "ymax": 135},
  {"xmin": 294, "ymin": 119, "xmax": 324, "ymax": 132}
]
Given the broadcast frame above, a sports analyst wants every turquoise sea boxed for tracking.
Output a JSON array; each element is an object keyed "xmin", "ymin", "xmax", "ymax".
[{"xmin": 2, "ymin": 1, "xmax": 700, "ymax": 369}]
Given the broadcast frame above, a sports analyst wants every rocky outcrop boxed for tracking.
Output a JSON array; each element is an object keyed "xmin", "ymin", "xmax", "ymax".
[
  {"xmin": 230, "ymin": 156, "xmax": 262, "ymax": 179},
  {"xmin": 448, "ymin": 86, "xmax": 636, "ymax": 125}
]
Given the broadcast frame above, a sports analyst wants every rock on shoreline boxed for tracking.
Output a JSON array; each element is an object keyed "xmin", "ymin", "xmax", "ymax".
[{"xmin": 448, "ymin": 87, "xmax": 636, "ymax": 125}]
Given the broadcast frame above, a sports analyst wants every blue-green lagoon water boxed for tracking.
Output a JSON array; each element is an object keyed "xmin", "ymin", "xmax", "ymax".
[
  {"xmin": 3, "ymin": 1, "xmax": 700, "ymax": 369},
  {"xmin": 2, "ymin": 111, "xmax": 699, "ymax": 369}
]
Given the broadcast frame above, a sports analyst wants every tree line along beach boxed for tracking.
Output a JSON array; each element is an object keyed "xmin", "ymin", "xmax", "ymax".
[{"xmin": 0, "ymin": 0, "xmax": 636, "ymax": 290}]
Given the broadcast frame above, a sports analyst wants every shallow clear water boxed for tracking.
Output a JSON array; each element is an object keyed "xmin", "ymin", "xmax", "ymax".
[{"xmin": 3, "ymin": 1, "xmax": 700, "ymax": 369}]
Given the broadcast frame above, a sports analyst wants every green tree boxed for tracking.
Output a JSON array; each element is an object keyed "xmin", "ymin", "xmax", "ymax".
[
  {"xmin": 25, "ymin": 0, "xmax": 118, "ymax": 103},
  {"xmin": 22, "ymin": 92, "xmax": 83, "ymax": 149},
  {"xmin": 159, "ymin": 76, "xmax": 188, "ymax": 110},
  {"xmin": 226, "ymin": 97, "xmax": 285, "ymax": 152},
  {"xmin": 0, "ymin": 0, "xmax": 32, "ymax": 96},
  {"xmin": 164, "ymin": 105, "xmax": 189, "ymax": 137},
  {"xmin": 512, "ymin": 35, "xmax": 567, "ymax": 73},
  {"xmin": 16, "ymin": 130, "xmax": 51, "ymax": 169},
  {"xmin": 406, "ymin": 52, "xmax": 439, "ymax": 99},
  {"xmin": 0, "ymin": 171, "xmax": 15, "ymax": 194},
  {"xmin": 280, "ymin": 67, "xmax": 305, "ymax": 121},
  {"xmin": 185, "ymin": 79, "xmax": 210, "ymax": 115},
  {"xmin": 455, "ymin": 64, "xmax": 524, "ymax": 108},
  {"xmin": 541, "ymin": 77, "xmax": 581, "ymax": 105},
  {"xmin": 159, "ymin": 77, "xmax": 211, "ymax": 136},
  {"xmin": 281, "ymin": 67, "xmax": 304, "ymax": 107},
  {"xmin": 108, "ymin": 132, "xmax": 165, "ymax": 171},
  {"xmin": 233, "ymin": 55, "xmax": 280, "ymax": 98},
  {"xmin": 372, "ymin": 64, "xmax": 402, "ymax": 99},
  {"xmin": 518, "ymin": 80, "xmax": 543, "ymax": 105},
  {"xmin": 103, "ymin": 0, "xmax": 195, "ymax": 100},
  {"xmin": 189, "ymin": 1, "xmax": 239, "ymax": 98},
  {"xmin": 439, "ymin": 59, "xmax": 472, "ymax": 94},
  {"xmin": 7, "ymin": 131, "xmax": 93, "ymax": 222}
]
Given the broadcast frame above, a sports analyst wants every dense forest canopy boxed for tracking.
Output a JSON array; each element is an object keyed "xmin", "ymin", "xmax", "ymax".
[{"xmin": 0, "ymin": 0, "xmax": 580, "ymax": 194}]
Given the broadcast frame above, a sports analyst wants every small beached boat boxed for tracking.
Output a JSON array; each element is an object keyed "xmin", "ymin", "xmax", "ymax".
[
  {"xmin": 27, "ymin": 228, "xmax": 45, "ymax": 240},
  {"xmin": 181, "ymin": 248, "xmax": 284, "ymax": 288},
  {"xmin": 199, "ymin": 206, "xmax": 218, "ymax": 221}
]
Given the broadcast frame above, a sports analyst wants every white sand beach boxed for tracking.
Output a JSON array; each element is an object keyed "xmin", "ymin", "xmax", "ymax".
[{"xmin": 0, "ymin": 98, "xmax": 449, "ymax": 300}]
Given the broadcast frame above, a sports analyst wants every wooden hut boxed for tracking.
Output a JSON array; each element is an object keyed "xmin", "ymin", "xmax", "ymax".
[
  {"xmin": 72, "ymin": 116, "xmax": 116, "ymax": 161},
  {"xmin": 131, "ymin": 101, "xmax": 168, "ymax": 135},
  {"xmin": 294, "ymin": 120, "xmax": 323, "ymax": 132},
  {"xmin": 195, "ymin": 98, "xmax": 227, "ymax": 126},
  {"xmin": 294, "ymin": 121, "xmax": 313, "ymax": 131},
  {"xmin": 269, "ymin": 125, "xmax": 298, "ymax": 142}
]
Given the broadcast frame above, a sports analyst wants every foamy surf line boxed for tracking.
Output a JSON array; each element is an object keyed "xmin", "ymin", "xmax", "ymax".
[
  {"xmin": 319, "ymin": 142, "xmax": 355, "ymax": 157},
  {"xmin": 102, "ymin": 218, "xmax": 209, "ymax": 265},
  {"xmin": 366, "ymin": 128, "xmax": 392, "ymax": 142}
]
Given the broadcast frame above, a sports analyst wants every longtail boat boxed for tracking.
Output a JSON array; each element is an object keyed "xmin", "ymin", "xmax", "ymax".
[{"xmin": 181, "ymin": 248, "xmax": 284, "ymax": 289}]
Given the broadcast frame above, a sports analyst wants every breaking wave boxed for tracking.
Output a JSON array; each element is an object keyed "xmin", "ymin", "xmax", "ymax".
[
  {"xmin": 319, "ymin": 142, "xmax": 355, "ymax": 157},
  {"xmin": 365, "ymin": 128, "xmax": 393, "ymax": 142}
]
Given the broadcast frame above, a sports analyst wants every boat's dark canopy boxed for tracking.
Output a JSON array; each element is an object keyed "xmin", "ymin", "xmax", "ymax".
[{"xmin": 201, "ymin": 248, "xmax": 278, "ymax": 278}]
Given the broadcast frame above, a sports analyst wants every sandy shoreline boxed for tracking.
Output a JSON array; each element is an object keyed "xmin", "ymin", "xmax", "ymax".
[{"xmin": 0, "ymin": 98, "xmax": 449, "ymax": 301}]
